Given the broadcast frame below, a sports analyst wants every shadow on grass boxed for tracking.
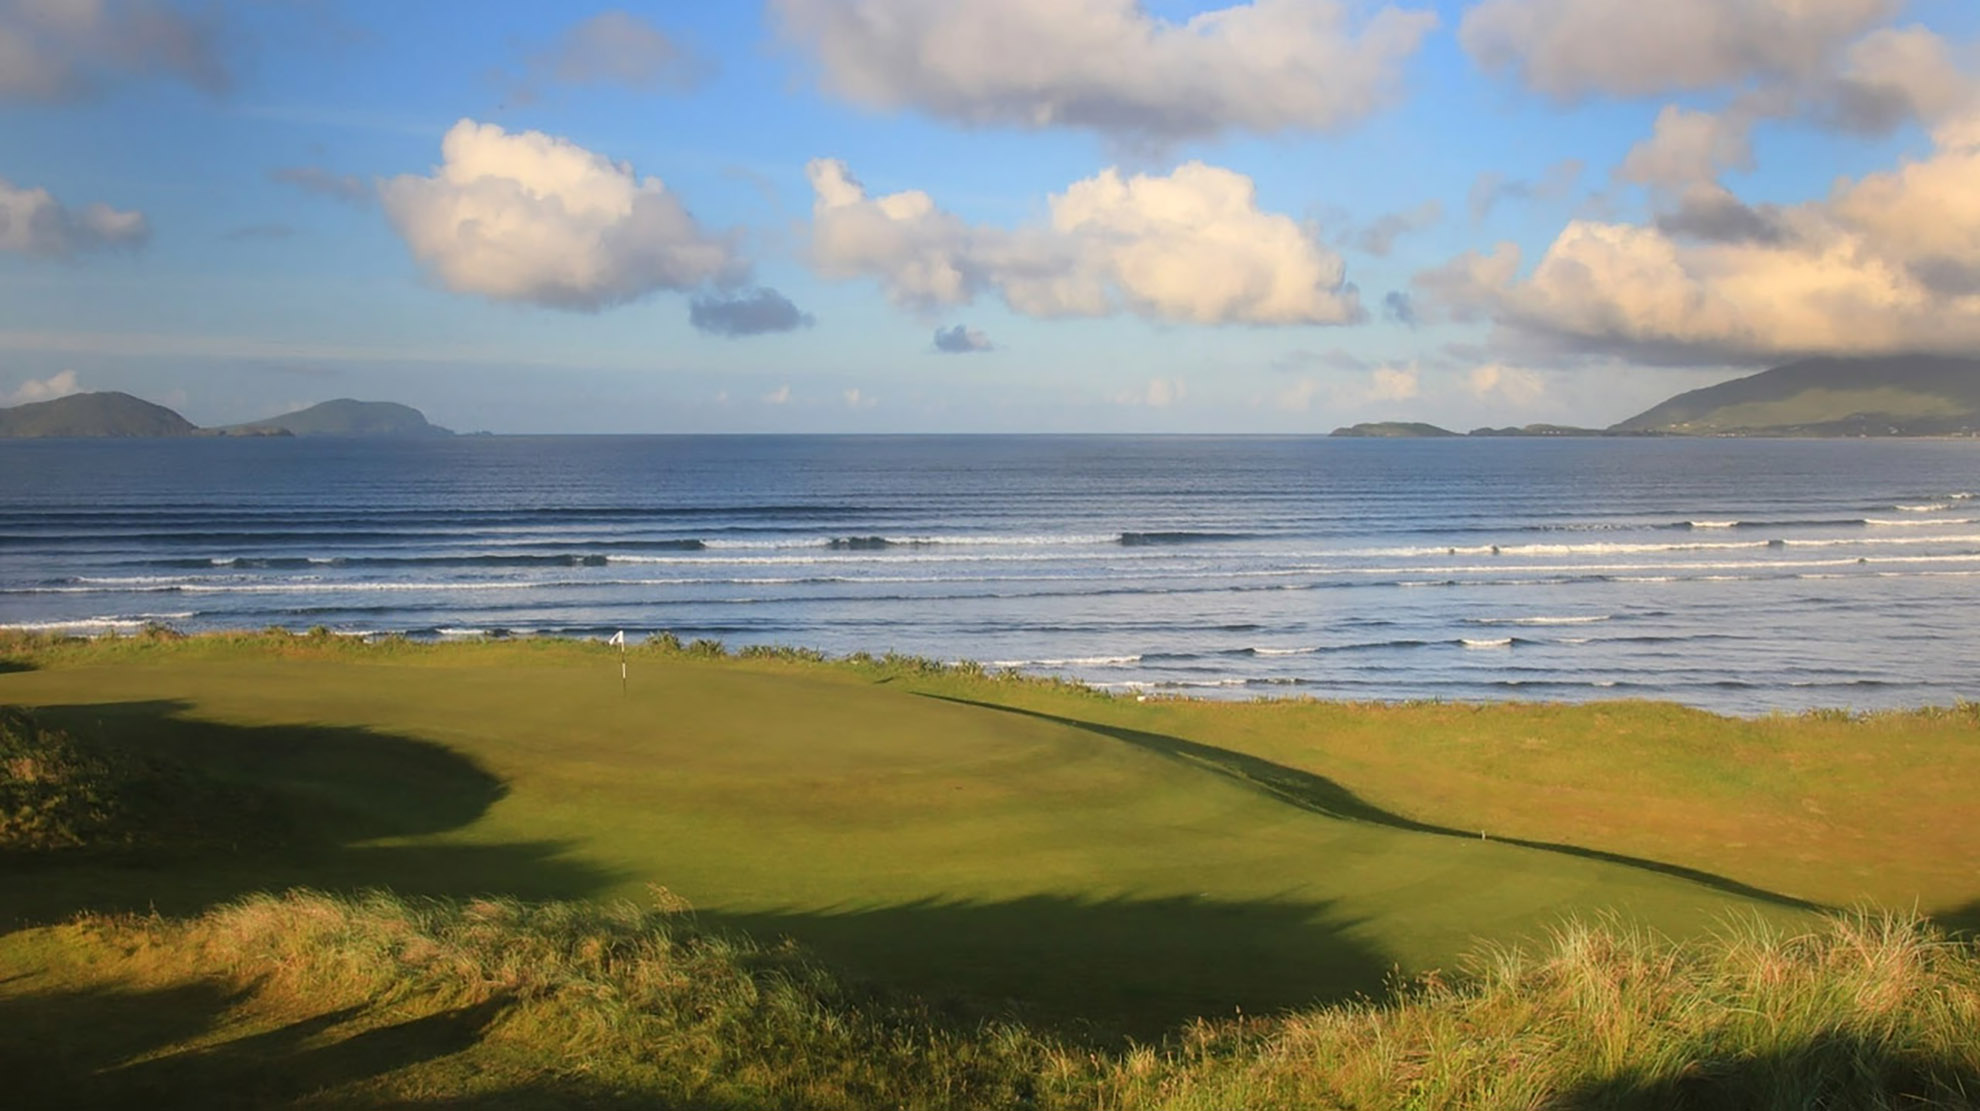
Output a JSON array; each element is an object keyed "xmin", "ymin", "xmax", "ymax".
[
  {"xmin": 0, "ymin": 981, "xmax": 514, "ymax": 1111},
  {"xmin": 0, "ymin": 700, "xmax": 624, "ymax": 927},
  {"xmin": 1933, "ymin": 898, "xmax": 1980, "ymax": 939},
  {"xmin": 922, "ymin": 695, "xmax": 1824, "ymax": 913},
  {"xmin": 1553, "ymin": 1032, "xmax": 1980, "ymax": 1110},
  {"xmin": 0, "ymin": 659, "xmax": 35, "ymax": 675},
  {"xmin": 712, "ymin": 891, "xmax": 1389, "ymax": 1042}
]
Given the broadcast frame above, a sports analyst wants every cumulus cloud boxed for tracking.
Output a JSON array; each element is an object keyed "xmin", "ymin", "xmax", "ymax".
[
  {"xmin": 1382, "ymin": 290, "xmax": 1418, "ymax": 327},
  {"xmin": 774, "ymin": 0, "xmax": 1438, "ymax": 142},
  {"xmin": 269, "ymin": 165, "xmax": 370, "ymax": 205},
  {"xmin": 1617, "ymin": 106, "xmax": 1754, "ymax": 189},
  {"xmin": 1352, "ymin": 199, "xmax": 1441, "ymax": 256},
  {"xmin": 763, "ymin": 384, "xmax": 792, "ymax": 404},
  {"xmin": 3, "ymin": 368, "xmax": 80, "ymax": 405},
  {"xmin": 380, "ymin": 119, "xmax": 739, "ymax": 311},
  {"xmin": 1821, "ymin": 25, "xmax": 1980, "ymax": 135},
  {"xmin": 843, "ymin": 387, "xmax": 876, "ymax": 409},
  {"xmin": 933, "ymin": 323, "xmax": 993, "ymax": 353},
  {"xmin": 1460, "ymin": 0, "xmax": 1895, "ymax": 101},
  {"xmin": 504, "ymin": 10, "xmax": 706, "ymax": 103},
  {"xmin": 688, "ymin": 287, "xmax": 815, "ymax": 337},
  {"xmin": 1414, "ymin": 112, "xmax": 1980, "ymax": 363},
  {"xmin": 0, "ymin": 177, "xmax": 149, "ymax": 257},
  {"xmin": 0, "ymin": 0, "xmax": 227, "ymax": 102},
  {"xmin": 807, "ymin": 157, "xmax": 1363, "ymax": 326}
]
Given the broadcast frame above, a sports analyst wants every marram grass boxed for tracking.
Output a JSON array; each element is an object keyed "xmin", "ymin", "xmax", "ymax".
[{"xmin": 11, "ymin": 889, "xmax": 1979, "ymax": 1109}]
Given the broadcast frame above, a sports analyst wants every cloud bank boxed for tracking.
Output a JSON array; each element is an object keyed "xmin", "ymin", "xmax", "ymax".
[
  {"xmin": 0, "ymin": 0, "xmax": 227, "ymax": 102},
  {"xmin": 808, "ymin": 158, "xmax": 1362, "ymax": 326},
  {"xmin": 1417, "ymin": 109, "xmax": 1980, "ymax": 363},
  {"xmin": 1460, "ymin": 0, "xmax": 1896, "ymax": 100},
  {"xmin": 380, "ymin": 120, "xmax": 739, "ymax": 311},
  {"xmin": 775, "ymin": 0, "xmax": 1437, "ymax": 142},
  {"xmin": 0, "ymin": 177, "xmax": 149, "ymax": 257}
]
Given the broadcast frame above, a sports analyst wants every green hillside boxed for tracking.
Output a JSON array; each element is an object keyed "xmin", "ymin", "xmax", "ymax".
[
  {"xmin": 0, "ymin": 392, "xmax": 197, "ymax": 438},
  {"xmin": 1612, "ymin": 354, "xmax": 1980, "ymax": 435},
  {"xmin": 217, "ymin": 399, "xmax": 452, "ymax": 437}
]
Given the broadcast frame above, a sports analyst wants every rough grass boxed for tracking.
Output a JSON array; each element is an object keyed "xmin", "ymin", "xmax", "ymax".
[
  {"xmin": 7, "ymin": 890, "xmax": 1978, "ymax": 1109},
  {"xmin": 0, "ymin": 706, "xmax": 284, "ymax": 857}
]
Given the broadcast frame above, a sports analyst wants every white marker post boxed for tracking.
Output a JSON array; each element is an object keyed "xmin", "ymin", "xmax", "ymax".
[{"xmin": 610, "ymin": 629, "xmax": 627, "ymax": 693}]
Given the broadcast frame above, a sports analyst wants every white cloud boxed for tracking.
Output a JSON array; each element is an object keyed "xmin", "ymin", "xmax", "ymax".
[
  {"xmin": 1366, "ymin": 364, "xmax": 1420, "ymax": 402},
  {"xmin": 843, "ymin": 387, "xmax": 876, "ymax": 409},
  {"xmin": 1116, "ymin": 377, "xmax": 1186, "ymax": 407},
  {"xmin": 1617, "ymin": 105, "xmax": 1754, "ymax": 189},
  {"xmin": 1467, "ymin": 364, "xmax": 1546, "ymax": 405},
  {"xmin": 0, "ymin": 0, "xmax": 227, "ymax": 102},
  {"xmin": 774, "ymin": 0, "xmax": 1438, "ymax": 142},
  {"xmin": 1824, "ymin": 25, "xmax": 1980, "ymax": 135},
  {"xmin": 1416, "ymin": 111, "xmax": 1980, "ymax": 362},
  {"xmin": 1274, "ymin": 377, "xmax": 1325, "ymax": 412},
  {"xmin": 763, "ymin": 385, "xmax": 792, "ymax": 404},
  {"xmin": 3, "ymin": 369, "xmax": 79, "ymax": 405},
  {"xmin": 807, "ymin": 158, "xmax": 1362, "ymax": 326},
  {"xmin": 505, "ymin": 10, "xmax": 706, "ymax": 103},
  {"xmin": 0, "ymin": 176, "xmax": 148, "ymax": 257},
  {"xmin": 380, "ymin": 119, "xmax": 740, "ymax": 311},
  {"xmin": 1460, "ymin": 0, "xmax": 1896, "ymax": 101}
]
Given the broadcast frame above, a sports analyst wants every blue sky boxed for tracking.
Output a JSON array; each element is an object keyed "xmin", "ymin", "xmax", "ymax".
[{"xmin": 3, "ymin": 0, "xmax": 1978, "ymax": 432}]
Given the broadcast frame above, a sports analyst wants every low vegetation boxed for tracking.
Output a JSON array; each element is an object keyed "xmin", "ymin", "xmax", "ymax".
[{"xmin": 9, "ymin": 889, "xmax": 1977, "ymax": 1108}]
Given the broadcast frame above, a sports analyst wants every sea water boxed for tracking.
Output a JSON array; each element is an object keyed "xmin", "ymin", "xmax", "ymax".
[{"xmin": 2, "ymin": 435, "xmax": 1976, "ymax": 715}]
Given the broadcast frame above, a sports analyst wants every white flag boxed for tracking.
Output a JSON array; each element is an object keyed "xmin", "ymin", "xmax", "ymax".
[{"xmin": 609, "ymin": 630, "xmax": 625, "ymax": 647}]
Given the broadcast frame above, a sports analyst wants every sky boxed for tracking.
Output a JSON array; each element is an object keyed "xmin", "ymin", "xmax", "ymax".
[{"xmin": 2, "ymin": 0, "xmax": 1978, "ymax": 434}]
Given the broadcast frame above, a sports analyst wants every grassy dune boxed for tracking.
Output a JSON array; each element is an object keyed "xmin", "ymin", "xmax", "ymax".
[{"xmin": 3, "ymin": 631, "xmax": 1979, "ymax": 1105}]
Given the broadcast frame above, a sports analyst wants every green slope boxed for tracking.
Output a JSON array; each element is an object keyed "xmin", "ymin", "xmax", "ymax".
[
  {"xmin": 218, "ymin": 399, "xmax": 451, "ymax": 437},
  {"xmin": 0, "ymin": 391, "xmax": 197, "ymax": 438},
  {"xmin": 1612, "ymin": 354, "xmax": 1980, "ymax": 435}
]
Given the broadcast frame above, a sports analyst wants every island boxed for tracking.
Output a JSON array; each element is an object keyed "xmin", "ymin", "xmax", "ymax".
[
  {"xmin": 0, "ymin": 394, "xmax": 452, "ymax": 438},
  {"xmin": 1329, "ymin": 421, "xmax": 1460, "ymax": 438}
]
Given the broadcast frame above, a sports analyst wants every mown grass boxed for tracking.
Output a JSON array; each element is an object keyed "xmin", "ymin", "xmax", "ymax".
[
  {"xmin": 4, "ymin": 630, "xmax": 1980, "ymax": 1104},
  {"xmin": 6, "ymin": 888, "xmax": 1976, "ymax": 1109}
]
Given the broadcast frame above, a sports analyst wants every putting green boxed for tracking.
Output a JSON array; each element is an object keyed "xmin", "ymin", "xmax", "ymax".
[{"xmin": 0, "ymin": 639, "xmax": 1852, "ymax": 1033}]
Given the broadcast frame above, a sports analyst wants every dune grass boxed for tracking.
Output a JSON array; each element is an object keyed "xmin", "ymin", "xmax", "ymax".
[
  {"xmin": 3, "ymin": 630, "xmax": 1979, "ymax": 1104},
  {"xmin": 5, "ymin": 888, "xmax": 1976, "ymax": 1109}
]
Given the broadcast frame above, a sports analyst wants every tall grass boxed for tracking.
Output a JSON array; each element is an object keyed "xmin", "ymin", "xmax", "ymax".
[{"xmin": 54, "ymin": 892, "xmax": 1980, "ymax": 1109}]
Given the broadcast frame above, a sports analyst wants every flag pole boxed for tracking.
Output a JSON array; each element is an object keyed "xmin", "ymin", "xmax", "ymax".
[{"xmin": 611, "ymin": 629, "xmax": 627, "ymax": 693}]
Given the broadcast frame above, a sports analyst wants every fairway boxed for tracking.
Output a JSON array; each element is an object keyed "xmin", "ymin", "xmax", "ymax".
[{"xmin": 7, "ymin": 637, "xmax": 1953, "ymax": 1035}]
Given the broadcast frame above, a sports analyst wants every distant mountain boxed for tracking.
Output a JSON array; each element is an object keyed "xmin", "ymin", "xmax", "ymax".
[
  {"xmin": 217, "ymin": 399, "xmax": 452, "ymax": 438},
  {"xmin": 0, "ymin": 392, "xmax": 197, "ymax": 438},
  {"xmin": 1612, "ymin": 355, "xmax": 1980, "ymax": 436},
  {"xmin": 1330, "ymin": 421, "xmax": 1460, "ymax": 438}
]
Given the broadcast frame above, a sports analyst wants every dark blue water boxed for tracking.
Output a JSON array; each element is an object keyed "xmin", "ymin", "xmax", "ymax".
[{"xmin": 3, "ymin": 435, "xmax": 1977, "ymax": 714}]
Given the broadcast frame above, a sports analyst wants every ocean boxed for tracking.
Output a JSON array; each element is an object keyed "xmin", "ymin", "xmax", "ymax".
[{"xmin": 2, "ymin": 435, "xmax": 1976, "ymax": 715}]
